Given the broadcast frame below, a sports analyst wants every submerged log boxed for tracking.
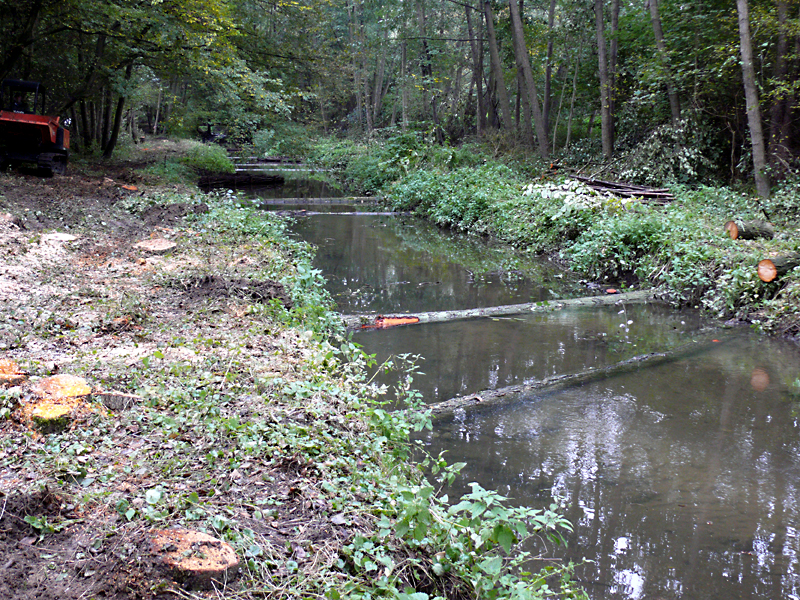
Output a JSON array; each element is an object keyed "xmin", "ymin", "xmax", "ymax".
[
  {"xmin": 427, "ymin": 337, "xmax": 723, "ymax": 419},
  {"xmin": 724, "ymin": 219, "xmax": 774, "ymax": 240},
  {"xmin": 757, "ymin": 253, "xmax": 800, "ymax": 282},
  {"xmin": 343, "ymin": 290, "xmax": 653, "ymax": 330}
]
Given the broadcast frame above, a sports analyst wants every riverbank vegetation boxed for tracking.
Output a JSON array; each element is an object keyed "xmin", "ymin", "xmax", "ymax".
[
  {"xmin": 0, "ymin": 152, "xmax": 587, "ymax": 599},
  {"xmin": 308, "ymin": 132, "xmax": 800, "ymax": 338}
]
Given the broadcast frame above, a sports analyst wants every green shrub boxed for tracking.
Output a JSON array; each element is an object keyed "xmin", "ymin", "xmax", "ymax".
[
  {"xmin": 390, "ymin": 164, "xmax": 519, "ymax": 232},
  {"xmin": 181, "ymin": 142, "xmax": 235, "ymax": 174},
  {"xmin": 252, "ymin": 122, "xmax": 315, "ymax": 159}
]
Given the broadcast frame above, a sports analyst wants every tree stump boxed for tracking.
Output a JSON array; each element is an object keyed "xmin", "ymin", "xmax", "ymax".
[
  {"xmin": 724, "ymin": 219, "xmax": 774, "ymax": 240},
  {"xmin": 757, "ymin": 253, "xmax": 800, "ymax": 282},
  {"xmin": 150, "ymin": 528, "xmax": 239, "ymax": 590}
]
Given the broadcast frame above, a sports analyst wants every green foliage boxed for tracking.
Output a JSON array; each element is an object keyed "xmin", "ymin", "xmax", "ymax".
[
  {"xmin": 390, "ymin": 164, "xmax": 518, "ymax": 232},
  {"xmin": 252, "ymin": 122, "xmax": 315, "ymax": 159},
  {"xmin": 181, "ymin": 142, "xmax": 235, "ymax": 174},
  {"xmin": 617, "ymin": 113, "xmax": 724, "ymax": 186}
]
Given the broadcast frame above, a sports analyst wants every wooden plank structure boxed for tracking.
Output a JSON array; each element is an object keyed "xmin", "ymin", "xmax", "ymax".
[{"xmin": 573, "ymin": 175, "xmax": 674, "ymax": 202}]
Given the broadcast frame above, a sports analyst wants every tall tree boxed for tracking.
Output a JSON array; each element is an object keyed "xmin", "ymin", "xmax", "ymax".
[
  {"xmin": 594, "ymin": 0, "xmax": 613, "ymax": 158},
  {"xmin": 483, "ymin": 0, "xmax": 514, "ymax": 131},
  {"xmin": 508, "ymin": 0, "xmax": 549, "ymax": 156},
  {"xmin": 736, "ymin": 0, "xmax": 770, "ymax": 198},
  {"xmin": 647, "ymin": 0, "xmax": 680, "ymax": 125}
]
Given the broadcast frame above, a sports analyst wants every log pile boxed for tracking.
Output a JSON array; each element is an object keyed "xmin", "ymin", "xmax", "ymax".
[{"xmin": 573, "ymin": 176, "xmax": 674, "ymax": 202}]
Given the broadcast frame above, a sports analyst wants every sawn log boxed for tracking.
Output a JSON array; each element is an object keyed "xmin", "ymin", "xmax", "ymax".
[
  {"xmin": 343, "ymin": 289, "xmax": 654, "ymax": 330},
  {"xmin": 757, "ymin": 253, "xmax": 800, "ymax": 282},
  {"xmin": 724, "ymin": 219, "xmax": 774, "ymax": 240}
]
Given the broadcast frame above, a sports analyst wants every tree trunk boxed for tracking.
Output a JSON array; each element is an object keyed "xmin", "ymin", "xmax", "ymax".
[
  {"xmin": 428, "ymin": 336, "xmax": 720, "ymax": 419},
  {"xmin": 648, "ymin": 0, "xmax": 681, "ymax": 125},
  {"xmin": 508, "ymin": 0, "xmax": 548, "ymax": 156},
  {"xmin": 736, "ymin": 0, "xmax": 770, "ymax": 198},
  {"xmin": 724, "ymin": 219, "xmax": 775, "ymax": 240},
  {"xmin": 757, "ymin": 253, "xmax": 800, "ymax": 282},
  {"xmin": 466, "ymin": 5, "xmax": 484, "ymax": 136},
  {"xmin": 401, "ymin": 41, "xmax": 408, "ymax": 131},
  {"xmin": 103, "ymin": 63, "xmax": 133, "ymax": 159},
  {"xmin": 609, "ymin": 0, "xmax": 620, "ymax": 117},
  {"xmin": 153, "ymin": 85, "xmax": 162, "ymax": 135},
  {"xmin": 543, "ymin": 0, "xmax": 556, "ymax": 135},
  {"xmin": 483, "ymin": 0, "xmax": 514, "ymax": 131},
  {"xmin": 342, "ymin": 290, "xmax": 652, "ymax": 330},
  {"xmin": 565, "ymin": 50, "xmax": 580, "ymax": 150},
  {"xmin": 768, "ymin": 0, "xmax": 791, "ymax": 174},
  {"xmin": 594, "ymin": 0, "xmax": 614, "ymax": 158}
]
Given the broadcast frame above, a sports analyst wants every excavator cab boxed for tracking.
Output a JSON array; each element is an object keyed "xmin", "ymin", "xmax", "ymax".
[{"xmin": 0, "ymin": 79, "xmax": 70, "ymax": 175}]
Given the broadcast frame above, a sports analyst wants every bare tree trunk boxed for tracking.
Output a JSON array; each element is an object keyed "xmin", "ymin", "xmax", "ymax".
[
  {"xmin": 401, "ymin": 41, "xmax": 408, "ymax": 131},
  {"xmin": 609, "ymin": 0, "xmax": 619, "ymax": 116},
  {"xmin": 565, "ymin": 50, "xmax": 580, "ymax": 150},
  {"xmin": 372, "ymin": 28, "xmax": 389, "ymax": 125},
  {"xmin": 508, "ymin": 0, "xmax": 548, "ymax": 156},
  {"xmin": 736, "ymin": 0, "xmax": 770, "ymax": 198},
  {"xmin": 152, "ymin": 85, "xmax": 162, "ymax": 135},
  {"xmin": 483, "ymin": 0, "xmax": 513, "ymax": 131},
  {"xmin": 103, "ymin": 63, "xmax": 133, "ymax": 159},
  {"xmin": 466, "ymin": 5, "xmax": 484, "ymax": 136},
  {"xmin": 594, "ymin": 0, "xmax": 614, "ymax": 158},
  {"xmin": 768, "ymin": 0, "xmax": 791, "ymax": 173},
  {"xmin": 543, "ymin": 0, "xmax": 556, "ymax": 135},
  {"xmin": 648, "ymin": 0, "xmax": 681, "ymax": 125}
]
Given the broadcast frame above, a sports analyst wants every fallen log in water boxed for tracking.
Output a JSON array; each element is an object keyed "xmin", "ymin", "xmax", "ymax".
[
  {"xmin": 342, "ymin": 289, "xmax": 654, "ymax": 330},
  {"xmin": 757, "ymin": 253, "xmax": 800, "ymax": 282},
  {"xmin": 427, "ymin": 336, "xmax": 723, "ymax": 419},
  {"xmin": 724, "ymin": 219, "xmax": 775, "ymax": 240}
]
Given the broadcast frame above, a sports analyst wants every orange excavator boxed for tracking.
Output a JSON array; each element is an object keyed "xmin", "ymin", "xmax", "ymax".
[{"xmin": 0, "ymin": 79, "xmax": 70, "ymax": 175}]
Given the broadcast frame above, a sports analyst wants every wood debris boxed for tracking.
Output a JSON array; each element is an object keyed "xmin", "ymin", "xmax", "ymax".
[{"xmin": 573, "ymin": 175, "xmax": 674, "ymax": 202}]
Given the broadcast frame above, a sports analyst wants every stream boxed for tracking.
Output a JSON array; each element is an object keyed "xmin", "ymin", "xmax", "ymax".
[{"xmin": 256, "ymin": 186, "xmax": 800, "ymax": 600}]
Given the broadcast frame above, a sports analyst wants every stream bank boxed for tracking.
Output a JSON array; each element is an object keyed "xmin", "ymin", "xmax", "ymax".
[{"xmin": 0, "ymin": 146, "xmax": 584, "ymax": 600}]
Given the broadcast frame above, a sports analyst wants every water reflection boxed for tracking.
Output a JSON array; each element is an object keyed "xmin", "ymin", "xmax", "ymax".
[
  {"xmin": 288, "ymin": 214, "xmax": 585, "ymax": 314},
  {"xmin": 358, "ymin": 304, "xmax": 708, "ymax": 404},
  {"xmin": 418, "ymin": 331, "xmax": 800, "ymax": 600}
]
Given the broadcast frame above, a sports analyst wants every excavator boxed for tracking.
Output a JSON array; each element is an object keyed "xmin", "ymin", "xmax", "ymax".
[{"xmin": 0, "ymin": 79, "xmax": 70, "ymax": 175}]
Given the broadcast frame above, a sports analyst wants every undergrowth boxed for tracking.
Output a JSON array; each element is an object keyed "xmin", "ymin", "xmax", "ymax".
[{"xmin": 0, "ymin": 191, "xmax": 587, "ymax": 599}]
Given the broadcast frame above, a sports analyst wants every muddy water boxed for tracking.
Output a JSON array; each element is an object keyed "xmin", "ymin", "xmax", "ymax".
[{"xmin": 259, "ymin": 191, "xmax": 800, "ymax": 599}]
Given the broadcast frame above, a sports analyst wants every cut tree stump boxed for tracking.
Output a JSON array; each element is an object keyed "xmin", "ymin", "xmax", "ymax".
[
  {"xmin": 724, "ymin": 219, "xmax": 774, "ymax": 240},
  {"xmin": 134, "ymin": 238, "xmax": 176, "ymax": 254},
  {"xmin": 343, "ymin": 290, "xmax": 653, "ymax": 330},
  {"xmin": 757, "ymin": 253, "xmax": 800, "ymax": 282},
  {"xmin": 150, "ymin": 528, "xmax": 239, "ymax": 590}
]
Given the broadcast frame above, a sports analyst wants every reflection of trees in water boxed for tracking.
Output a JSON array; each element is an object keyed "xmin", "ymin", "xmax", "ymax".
[{"xmin": 423, "ymin": 336, "xmax": 800, "ymax": 600}]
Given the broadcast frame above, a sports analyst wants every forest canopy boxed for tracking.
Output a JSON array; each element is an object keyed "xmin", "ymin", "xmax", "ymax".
[{"xmin": 1, "ymin": 0, "xmax": 798, "ymax": 193}]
